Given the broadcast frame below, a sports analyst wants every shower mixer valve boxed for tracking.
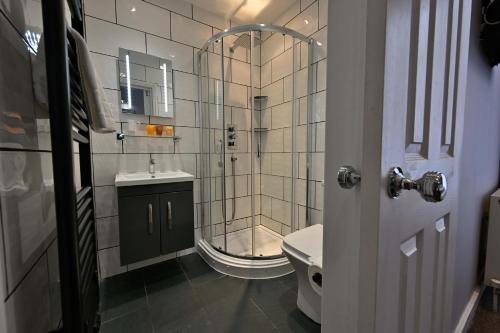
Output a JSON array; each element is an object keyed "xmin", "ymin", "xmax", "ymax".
[{"xmin": 227, "ymin": 124, "xmax": 237, "ymax": 150}]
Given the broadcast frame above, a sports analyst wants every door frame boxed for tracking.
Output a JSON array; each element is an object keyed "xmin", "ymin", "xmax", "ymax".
[{"xmin": 321, "ymin": 0, "xmax": 472, "ymax": 332}]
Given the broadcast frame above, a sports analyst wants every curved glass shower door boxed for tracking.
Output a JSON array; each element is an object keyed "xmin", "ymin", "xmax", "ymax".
[
  {"xmin": 199, "ymin": 25, "xmax": 317, "ymax": 260},
  {"xmin": 199, "ymin": 48, "xmax": 223, "ymax": 248}
]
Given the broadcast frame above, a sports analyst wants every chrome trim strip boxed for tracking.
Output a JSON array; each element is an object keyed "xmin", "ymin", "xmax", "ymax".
[{"xmin": 199, "ymin": 24, "xmax": 314, "ymax": 52}]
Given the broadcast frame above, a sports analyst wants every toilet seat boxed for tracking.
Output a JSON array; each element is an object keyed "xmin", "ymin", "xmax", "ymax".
[{"xmin": 282, "ymin": 224, "xmax": 323, "ymax": 266}]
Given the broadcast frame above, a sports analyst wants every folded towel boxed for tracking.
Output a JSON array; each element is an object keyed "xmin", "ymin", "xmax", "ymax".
[
  {"xmin": 32, "ymin": 33, "xmax": 49, "ymax": 110},
  {"xmin": 69, "ymin": 27, "xmax": 115, "ymax": 133}
]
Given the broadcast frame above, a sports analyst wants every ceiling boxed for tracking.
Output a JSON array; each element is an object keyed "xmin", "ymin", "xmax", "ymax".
[{"xmin": 184, "ymin": 0, "xmax": 298, "ymax": 24}]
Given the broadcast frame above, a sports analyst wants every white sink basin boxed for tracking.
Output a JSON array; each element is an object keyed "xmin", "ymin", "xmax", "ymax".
[{"xmin": 115, "ymin": 171, "xmax": 195, "ymax": 187}]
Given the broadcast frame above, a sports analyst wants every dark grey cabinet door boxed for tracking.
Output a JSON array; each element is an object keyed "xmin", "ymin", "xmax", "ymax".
[
  {"xmin": 159, "ymin": 191, "xmax": 194, "ymax": 254},
  {"xmin": 119, "ymin": 194, "xmax": 161, "ymax": 265}
]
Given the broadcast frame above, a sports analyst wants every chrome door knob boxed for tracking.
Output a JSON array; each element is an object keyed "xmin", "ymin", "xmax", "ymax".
[
  {"xmin": 337, "ymin": 166, "xmax": 361, "ymax": 189},
  {"xmin": 388, "ymin": 167, "xmax": 447, "ymax": 202}
]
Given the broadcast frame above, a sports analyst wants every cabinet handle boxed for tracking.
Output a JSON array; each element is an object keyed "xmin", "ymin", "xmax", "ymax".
[
  {"xmin": 148, "ymin": 203, "xmax": 153, "ymax": 235},
  {"xmin": 167, "ymin": 201, "xmax": 172, "ymax": 230}
]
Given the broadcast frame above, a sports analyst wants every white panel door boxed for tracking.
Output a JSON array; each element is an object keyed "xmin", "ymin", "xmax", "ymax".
[{"xmin": 322, "ymin": 0, "xmax": 472, "ymax": 332}]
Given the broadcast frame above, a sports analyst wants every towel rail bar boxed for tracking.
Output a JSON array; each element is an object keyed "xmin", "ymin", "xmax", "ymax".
[{"xmin": 43, "ymin": 1, "xmax": 100, "ymax": 332}]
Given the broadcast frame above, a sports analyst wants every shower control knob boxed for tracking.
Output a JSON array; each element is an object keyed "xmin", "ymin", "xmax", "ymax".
[
  {"xmin": 337, "ymin": 166, "xmax": 361, "ymax": 189},
  {"xmin": 388, "ymin": 167, "xmax": 447, "ymax": 202}
]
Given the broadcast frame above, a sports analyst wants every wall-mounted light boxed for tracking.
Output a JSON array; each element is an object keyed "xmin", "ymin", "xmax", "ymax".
[
  {"xmin": 161, "ymin": 63, "xmax": 168, "ymax": 115},
  {"xmin": 316, "ymin": 41, "xmax": 322, "ymax": 46},
  {"xmin": 125, "ymin": 54, "xmax": 132, "ymax": 109},
  {"xmin": 130, "ymin": 6, "xmax": 136, "ymax": 12}
]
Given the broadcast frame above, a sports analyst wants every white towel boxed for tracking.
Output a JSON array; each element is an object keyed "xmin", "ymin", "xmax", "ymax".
[
  {"xmin": 32, "ymin": 33, "xmax": 49, "ymax": 110},
  {"xmin": 69, "ymin": 27, "xmax": 115, "ymax": 133}
]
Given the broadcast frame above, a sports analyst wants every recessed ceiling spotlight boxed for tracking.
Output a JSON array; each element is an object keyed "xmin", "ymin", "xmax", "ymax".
[
  {"xmin": 304, "ymin": 19, "xmax": 309, "ymax": 24},
  {"xmin": 170, "ymin": 55, "xmax": 176, "ymax": 58},
  {"xmin": 130, "ymin": 7, "xmax": 136, "ymax": 12}
]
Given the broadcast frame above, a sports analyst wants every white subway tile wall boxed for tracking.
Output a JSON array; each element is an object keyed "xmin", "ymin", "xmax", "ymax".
[
  {"xmin": 170, "ymin": 12, "xmax": 213, "ymax": 48},
  {"xmin": 85, "ymin": 0, "xmax": 221, "ymax": 278},
  {"xmin": 0, "ymin": 1, "xmax": 73, "ymax": 330},
  {"xmin": 259, "ymin": 0, "xmax": 327, "ymax": 236},
  {"xmin": 116, "ymin": 0, "xmax": 171, "ymax": 38},
  {"xmin": 87, "ymin": 0, "xmax": 328, "ymax": 278},
  {"xmin": 144, "ymin": 0, "xmax": 192, "ymax": 17},
  {"xmin": 84, "ymin": 0, "xmax": 116, "ymax": 22}
]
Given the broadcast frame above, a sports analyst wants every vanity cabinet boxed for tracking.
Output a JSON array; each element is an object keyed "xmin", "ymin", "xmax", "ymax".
[
  {"xmin": 119, "ymin": 194, "xmax": 161, "ymax": 264},
  {"xmin": 118, "ymin": 181, "xmax": 194, "ymax": 265},
  {"xmin": 159, "ymin": 191, "xmax": 194, "ymax": 254}
]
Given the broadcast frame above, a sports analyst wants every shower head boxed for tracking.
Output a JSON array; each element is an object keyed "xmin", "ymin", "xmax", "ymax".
[{"xmin": 229, "ymin": 33, "xmax": 261, "ymax": 53}]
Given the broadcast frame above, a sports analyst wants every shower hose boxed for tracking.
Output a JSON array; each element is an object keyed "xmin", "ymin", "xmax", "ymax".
[{"xmin": 226, "ymin": 154, "xmax": 237, "ymax": 224}]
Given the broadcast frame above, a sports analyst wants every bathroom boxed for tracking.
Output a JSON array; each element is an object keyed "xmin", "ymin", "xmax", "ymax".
[
  {"xmin": 89, "ymin": 0, "xmax": 327, "ymax": 329},
  {"xmin": 1, "ymin": 0, "xmax": 500, "ymax": 332},
  {"xmin": 0, "ymin": 0, "xmax": 327, "ymax": 331},
  {"xmin": 88, "ymin": 0, "xmax": 326, "ymax": 286}
]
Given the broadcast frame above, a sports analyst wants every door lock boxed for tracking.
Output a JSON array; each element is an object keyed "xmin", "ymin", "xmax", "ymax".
[
  {"xmin": 337, "ymin": 166, "xmax": 361, "ymax": 189},
  {"xmin": 388, "ymin": 167, "xmax": 447, "ymax": 202}
]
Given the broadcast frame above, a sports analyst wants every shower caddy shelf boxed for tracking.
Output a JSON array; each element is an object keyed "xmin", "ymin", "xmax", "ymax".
[
  {"xmin": 43, "ymin": 0, "xmax": 100, "ymax": 332},
  {"xmin": 254, "ymin": 95, "xmax": 268, "ymax": 132}
]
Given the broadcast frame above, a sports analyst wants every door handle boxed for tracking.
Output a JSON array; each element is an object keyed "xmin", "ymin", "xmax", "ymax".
[
  {"xmin": 388, "ymin": 167, "xmax": 447, "ymax": 202},
  {"xmin": 148, "ymin": 203, "xmax": 154, "ymax": 234},
  {"xmin": 337, "ymin": 166, "xmax": 361, "ymax": 189},
  {"xmin": 167, "ymin": 201, "xmax": 172, "ymax": 230}
]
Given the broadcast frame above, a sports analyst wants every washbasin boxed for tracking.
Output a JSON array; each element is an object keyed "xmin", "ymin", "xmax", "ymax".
[{"xmin": 115, "ymin": 171, "xmax": 195, "ymax": 187}]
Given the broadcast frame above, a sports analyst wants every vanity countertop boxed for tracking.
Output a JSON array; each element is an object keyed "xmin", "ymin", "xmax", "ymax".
[{"xmin": 115, "ymin": 171, "xmax": 195, "ymax": 187}]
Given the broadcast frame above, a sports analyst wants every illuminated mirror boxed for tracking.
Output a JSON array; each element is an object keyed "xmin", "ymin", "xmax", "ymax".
[{"xmin": 118, "ymin": 48, "xmax": 173, "ymax": 118}]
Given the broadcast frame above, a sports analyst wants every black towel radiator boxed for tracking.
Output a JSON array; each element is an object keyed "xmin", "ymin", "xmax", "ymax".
[{"xmin": 42, "ymin": 0, "xmax": 100, "ymax": 332}]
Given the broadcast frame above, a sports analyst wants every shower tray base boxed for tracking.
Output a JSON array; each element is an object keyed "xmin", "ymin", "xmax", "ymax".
[{"xmin": 197, "ymin": 239, "xmax": 293, "ymax": 279}]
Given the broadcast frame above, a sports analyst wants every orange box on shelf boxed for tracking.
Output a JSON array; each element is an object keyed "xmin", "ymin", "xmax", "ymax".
[
  {"xmin": 155, "ymin": 125, "xmax": 164, "ymax": 136},
  {"xmin": 146, "ymin": 124, "xmax": 155, "ymax": 136},
  {"xmin": 165, "ymin": 125, "xmax": 174, "ymax": 137}
]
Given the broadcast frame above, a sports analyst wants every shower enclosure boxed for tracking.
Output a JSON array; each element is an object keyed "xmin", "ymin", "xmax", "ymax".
[{"xmin": 197, "ymin": 25, "xmax": 320, "ymax": 277}]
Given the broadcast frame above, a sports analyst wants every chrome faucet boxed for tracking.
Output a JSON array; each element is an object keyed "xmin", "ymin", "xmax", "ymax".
[{"xmin": 149, "ymin": 157, "xmax": 156, "ymax": 177}]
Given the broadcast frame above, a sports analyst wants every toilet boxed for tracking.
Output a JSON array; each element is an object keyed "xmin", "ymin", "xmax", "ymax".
[{"xmin": 281, "ymin": 224, "xmax": 323, "ymax": 324}]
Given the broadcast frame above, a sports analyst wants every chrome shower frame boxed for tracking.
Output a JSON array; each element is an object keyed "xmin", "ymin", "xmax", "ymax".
[{"xmin": 197, "ymin": 24, "xmax": 316, "ymax": 261}]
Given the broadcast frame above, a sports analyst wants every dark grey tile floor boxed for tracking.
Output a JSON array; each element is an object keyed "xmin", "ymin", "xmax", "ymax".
[
  {"xmin": 99, "ymin": 253, "xmax": 321, "ymax": 333},
  {"xmin": 468, "ymin": 287, "xmax": 500, "ymax": 333}
]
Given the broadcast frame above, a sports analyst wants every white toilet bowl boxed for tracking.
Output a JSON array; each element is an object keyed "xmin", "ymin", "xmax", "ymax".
[{"xmin": 281, "ymin": 224, "xmax": 323, "ymax": 324}]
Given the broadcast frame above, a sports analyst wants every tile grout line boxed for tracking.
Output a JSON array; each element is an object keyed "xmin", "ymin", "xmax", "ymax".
[
  {"xmin": 249, "ymin": 297, "xmax": 281, "ymax": 332},
  {"xmin": 142, "ymin": 268, "xmax": 150, "ymax": 308},
  {"xmin": 176, "ymin": 257, "xmax": 220, "ymax": 332}
]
